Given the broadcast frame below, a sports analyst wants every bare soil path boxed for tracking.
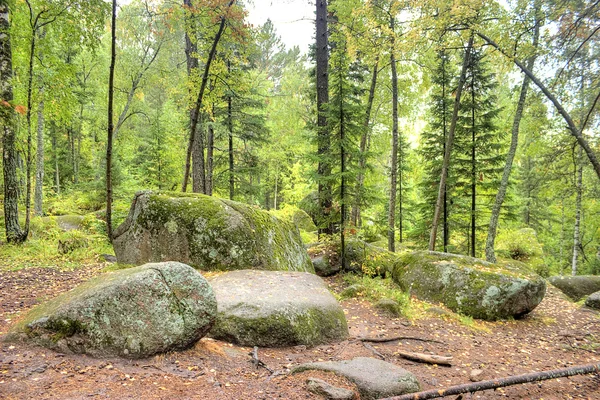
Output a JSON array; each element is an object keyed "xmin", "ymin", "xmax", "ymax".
[{"xmin": 1, "ymin": 266, "xmax": 599, "ymax": 399}]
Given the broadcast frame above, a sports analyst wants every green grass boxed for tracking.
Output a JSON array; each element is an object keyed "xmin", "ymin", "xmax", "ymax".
[{"xmin": 341, "ymin": 273, "xmax": 413, "ymax": 318}]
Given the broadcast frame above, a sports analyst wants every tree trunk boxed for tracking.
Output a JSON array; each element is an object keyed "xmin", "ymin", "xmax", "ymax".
[
  {"xmin": 316, "ymin": 0, "xmax": 332, "ymax": 235},
  {"xmin": 441, "ymin": 51, "xmax": 449, "ymax": 252},
  {"xmin": 52, "ymin": 128, "xmax": 60, "ymax": 195},
  {"xmin": 182, "ymin": 0, "xmax": 235, "ymax": 192},
  {"xmin": 106, "ymin": 0, "xmax": 117, "ymax": 242},
  {"xmin": 485, "ymin": 10, "xmax": 540, "ymax": 262},
  {"xmin": 34, "ymin": 94, "xmax": 44, "ymax": 216},
  {"xmin": 572, "ymin": 146, "xmax": 583, "ymax": 276},
  {"xmin": 0, "ymin": 0, "xmax": 25, "ymax": 243},
  {"xmin": 476, "ymin": 31, "xmax": 600, "ymax": 182},
  {"xmin": 429, "ymin": 36, "xmax": 473, "ymax": 251},
  {"xmin": 470, "ymin": 65, "xmax": 476, "ymax": 257},
  {"xmin": 352, "ymin": 56, "xmax": 379, "ymax": 227},
  {"xmin": 206, "ymin": 122, "xmax": 214, "ymax": 196},
  {"xmin": 228, "ymin": 73, "xmax": 234, "ymax": 200},
  {"xmin": 388, "ymin": 16, "xmax": 398, "ymax": 253},
  {"xmin": 23, "ymin": 20, "xmax": 38, "ymax": 240},
  {"xmin": 191, "ymin": 115, "xmax": 205, "ymax": 193}
]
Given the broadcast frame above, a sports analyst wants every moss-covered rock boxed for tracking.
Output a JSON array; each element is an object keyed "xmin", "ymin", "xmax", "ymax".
[
  {"xmin": 208, "ymin": 270, "xmax": 348, "ymax": 347},
  {"xmin": 113, "ymin": 191, "xmax": 313, "ymax": 272},
  {"xmin": 391, "ymin": 251, "xmax": 546, "ymax": 320},
  {"xmin": 548, "ymin": 275, "xmax": 600, "ymax": 301},
  {"xmin": 6, "ymin": 262, "xmax": 216, "ymax": 358},
  {"xmin": 270, "ymin": 205, "xmax": 317, "ymax": 232},
  {"xmin": 585, "ymin": 291, "xmax": 600, "ymax": 309}
]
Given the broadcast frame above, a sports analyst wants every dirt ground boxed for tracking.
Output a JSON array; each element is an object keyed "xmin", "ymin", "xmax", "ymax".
[{"xmin": 1, "ymin": 264, "xmax": 599, "ymax": 400}]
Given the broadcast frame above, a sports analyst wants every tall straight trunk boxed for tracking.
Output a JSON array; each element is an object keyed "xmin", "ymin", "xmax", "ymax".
[
  {"xmin": 477, "ymin": 31, "xmax": 600, "ymax": 182},
  {"xmin": 75, "ymin": 102, "xmax": 83, "ymax": 184},
  {"xmin": 1, "ymin": 0, "xmax": 25, "ymax": 243},
  {"xmin": 191, "ymin": 115, "xmax": 205, "ymax": 193},
  {"xmin": 442, "ymin": 50, "xmax": 449, "ymax": 252},
  {"xmin": 572, "ymin": 147, "xmax": 583, "ymax": 276},
  {"xmin": 485, "ymin": 10, "xmax": 540, "ymax": 262},
  {"xmin": 429, "ymin": 36, "xmax": 473, "ymax": 251},
  {"xmin": 398, "ymin": 145, "xmax": 403, "ymax": 243},
  {"xmin": 206, "ymin": 123, "xmax": 214, "ymax": 196},
  {"xmin": 106, "ymin": 0, "xmax": 116, "ymax": 241},
  {"xmin": 316, "ymin": 0, "xmax": 332, "ymax": 235},
  {"xmin": 470, "ymin": 69, "xmax": 476, "ymax": 257},
  {"xmin": 388, "ymin": 17, "xmax": 398, "ymax": 252},
  {"xmin": 52, "ymin": 128, "xmax": 60, "ymax": 195},
  {"xmin": 182, "ymin": 0, "xmax": 235, "ymax": 192},
  {"xmin": 274, "ymin": 166, "xmax": 279, "ymax": 210},
  {"xmin": 340, "ymin": 58, "xmax": 347, "ymax": 269},
  {"xmin": 34, "ymin": 94, "xmax": 44, "ymax": 216},
  {"xmin": 351, "ymin": 56, "xmax": 379, "ymax": 226},
  {"xmin": 23, "ymin": 20, "xmax": 38, "ymax": 239},
  {"xmin": 228, "ymin": 86, "xmax": 234, "ymax": 200}
]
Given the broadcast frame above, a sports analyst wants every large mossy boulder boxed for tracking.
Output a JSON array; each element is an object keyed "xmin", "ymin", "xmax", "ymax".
[
  {"xmin": 208, "ymin": 270, "xmax": 348, "ymax": 347},
  {"xmin": 113, "ymin": 191, "xmax": 313, "ymax": 272},
  {"xmin": 391, "ymin": 252, "xmax": 546, "ymax": 320},
  {"xmin": 548, "ymin": 275, "xmax": 600, "ymax": 301},
  {"xmin": 7, "ymin": 262, "xmax": 216, "ymax": 358},
  {"xmin": 585, "ymin": 291, "xmax": 600, "ymax": 309}
]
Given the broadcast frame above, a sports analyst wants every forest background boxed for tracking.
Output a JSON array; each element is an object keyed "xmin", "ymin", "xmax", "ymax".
[{"xmin": 1, "ymin": 0, "xmax": 599, "ymax": 278}]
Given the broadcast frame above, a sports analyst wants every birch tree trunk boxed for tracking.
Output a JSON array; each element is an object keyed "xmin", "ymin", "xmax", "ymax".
[{"xmin": 485, "ymin": 9, "xmax": 540, "ymax": 262}]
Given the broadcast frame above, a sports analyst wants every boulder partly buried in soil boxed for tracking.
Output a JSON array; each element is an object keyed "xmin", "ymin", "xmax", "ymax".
[
  {"xmin": 113, "ymin": 191, "xmax": 313, "ymax": 272},
  {"xmin": 208, "ymin": 270, "xmax": 348, "ymax": 347},
  {"xmin": 549, "ymin": 275, "xmax": 600, "ymax": 301},
  {"xmin": 293, "ymin": 357, "xmax": 420, "ymax": 400},
  {"xmin": 585, "ymin": 291, "xmax": 600, "ymax": 309},
  {"xmin": 7, "ymin": 262, "xmax": 216, "ymax": 358},
  {"xmin": 391, "ymin": 252, "xmax": 546, "ymax": 320}
]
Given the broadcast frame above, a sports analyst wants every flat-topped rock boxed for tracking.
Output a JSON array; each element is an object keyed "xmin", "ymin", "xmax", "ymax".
[
  {"xmin": 113, "ymin": 191, "xmax": 313, "ymax": 272},
  {"xmin": 6, "ymin": 262, "xmax": 216, "ymax": 358},
  {"xmin": 293, "ymin": 357, "xmax": 420, "ymax": 400},
  {"xmin": 208, "ymin": 270, "xmax": 348, "ymax": 347},
  {"xmin": 549, "ymin": 275, "xmax": 600, "ymax": 301}
]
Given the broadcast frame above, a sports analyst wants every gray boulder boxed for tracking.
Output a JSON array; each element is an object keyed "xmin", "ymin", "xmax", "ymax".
[
  {"xmin": 585, "ymin": 291, "xmax": 600, "ymax": 309},
  {"xmin": 293, "ymin": 357, "xmax": 420, "ymax": 399},
  {"xmin": 312, "ymin": 255, "xmax": 341, "ymax": 277},
  {"xmin": 113, "ymin": 191, "xmax": 313, "ymax": 272},
  {"xmin": 7, "ymin": 262, "xmax": 216, "ymax": 358},
  {"xmin": 391, "ymin": 252, "xmax": 546, "ymax": 320},
  {"xmin": 209, "ymin": 270, "xmax": 348, "ymax": 347},
  {"xmin": 549, "ymin": 275, "xmax": 600, "ymax": 301},
  {"xmin": 306, "ymin": 378, "xmax": 355, "ymax": 399}
]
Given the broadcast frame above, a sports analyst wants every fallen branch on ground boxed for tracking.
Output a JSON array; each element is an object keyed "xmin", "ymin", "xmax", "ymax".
[
  {"xmin": 396, "ymin": 351, "xmax": 452, "ymax": 366},
  {"xmin": 379, "ymin": 362, "xmax": 600, "ymax": 400},
  {"xmin": 363, "ymin": 342, "xmax": 385, "ymax": 359},
  {"xmin": 356, "ymin": 336, "xmax": 445, "ymax": 345},
  {"xmin": 250, "ymin": 346, "xmax": 273, "ymax": 373}
]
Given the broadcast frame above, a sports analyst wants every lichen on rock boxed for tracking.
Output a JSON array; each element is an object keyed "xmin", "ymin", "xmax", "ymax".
[
  {"xmin": 6, "ymin": 262, "xmax": 217, "ymax": 358},
  {"xmin": 112, "ymin": 191, "xmax": 314, "ymax": 272}
]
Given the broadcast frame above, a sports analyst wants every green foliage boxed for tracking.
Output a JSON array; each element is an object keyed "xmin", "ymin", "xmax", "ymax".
[
  {"xmin": 496, "ymin": 228, "xmax": 547, "ymax": 276},
  {"xmin": 341, "ymin": 273, "xmax": 412, "ymax": 318}
]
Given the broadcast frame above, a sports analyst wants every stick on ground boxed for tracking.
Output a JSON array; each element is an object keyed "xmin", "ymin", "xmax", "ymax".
[{"xmin": 379, "ymin": 362, "xmax": 600, "ymax": 400}]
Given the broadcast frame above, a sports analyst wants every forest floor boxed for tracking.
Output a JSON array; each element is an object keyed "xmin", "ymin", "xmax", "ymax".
[{"xmin": 1, "ymin": 264, "xmax": 599, "ymax": 400}]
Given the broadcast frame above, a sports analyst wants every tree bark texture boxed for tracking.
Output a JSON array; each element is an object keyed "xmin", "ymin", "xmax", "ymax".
[
  {"xmin": 429, "ymin": 36, "xmax": 473, "ymax": 251},
  {"xmin": 228, "ymin": 88, "xmax": 234, "ymax": 200},
  {"xmin": 485, "ymin": 9, "xmax": 540, "ymax": 262},
  {"xmin": 0, "ymin": 0, "xmax": 25, "ymax": 243},
  {"xmin": 316, "ymin": 0, "xmax": 332, "ymax": 235},
  {"xmin": 382, "ymin": 362, "xmax": 600, "ymax": 400},
  {"xmin": 106, "ymin": 0, "xmax": 117, "ymax": 241},
  {"xmin": 34, "ymin": 95, "xmax": 44, "ymax": 216},
  {"xmin": 207, "ymin": 122, "xmax": 214, "ymax": 196},
  {"xmin": 476, "ymin": 31, "xmax": 600, "ymax": 182},
  {"xmin": 388, "ymin": 19, "xmax": 399, "ymax": 253},
  {"xmin": 572, "ymin": 146, "xmax": 583, "ymax": 275},
  {"xmin": 182, "ymin": 0, "xmax": 234, "ymax": 192}
]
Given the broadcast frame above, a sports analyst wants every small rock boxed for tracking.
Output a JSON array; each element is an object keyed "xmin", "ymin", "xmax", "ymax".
[
  {"xmin": 313, "ymin": 255, "xmax": 341, "ymax": 277},
  {"xmin": 102, "ymin": 254, "xmax": 117, "ymax": 263},
  {"xmin": 470, "ymin": 369, "xmax": 484, "ymax": 382},
  {"xmin": 341, "ymin": 284, "xmax": 364, "ymax": 298},
  {"xmin": 585, "ymin": 291, "xmax": 600, "ymax": 309},
  {"xmin": 375, "ymin": 298, "xmax": 401, "ymax": 316},
  {"xmin": 307, "ymin": 378, "xmax": 355, "ymax": 400}
]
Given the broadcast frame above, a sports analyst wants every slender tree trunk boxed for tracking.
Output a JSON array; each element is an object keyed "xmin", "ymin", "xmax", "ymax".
[
  {"xmin": 572, "ymin": 147, "xmax": 583, "ymax": 275},
  {"xmin": 75, "ymin": 102, "xmax": 83, "ymax": 184},
  {"xmin": 106, "ymin": 0, "xmax": 116, "ymax": 241},
  {"xmin": 441, "ymin": 51, "xmax": 449, "ymax": 252},
  {"xmin": 191, "ymin": 114, "xmax": 205, "ymax": 193},
  {"xmin": 470, "ymin": 68, "xmax": 476, "ymax": 257},
  {"xmin": 52, "ymin": 128, "xmax": 60, "ymax": 195},
  {"xmin": 560, "ymin": 197, "xmax": 565, "ymax": 275},
  {"xmin": 206, "ymin": 122, "xmax": 214, "ymax": 196},
  {"xmin": 316, "ymin": 0, "xmax": 332, "ymax": 235},
  {"xmin": 1, "ymin": 0, "xmax": 25, "ymax": 243},
  {"xmin": 429, "ymin": 36, "xmax": 473, "ymax": 251},
  {"xmin": 34, "ymin": 94, "xmax": 44, "ymax": 216},
  {"xmin": 23, "ymin": 22, "xmax": 38, "ymax": 240},
  {"xmin": 485, "ymin": 11, "xmax": 540, "ymax": 262},
  {"xmin": 476, "ymin": 31, "xmax": 600, "ymax": 182},
  {"xmin": 351, "ymin": 56, "xmax": 379, "ymax": 226},
  {"xmin": 228, "ymin": 73, "xmax": 234, "ymax": 200},
  {"xmin": 182, "ymin": 0, "xmax": 235, "ymax": 192},
  {"xmin": 340, "ymin": 56, "xmax": 347, "ymax": 269},
  {"xmin": 388, "ymin": 17, "xmax": 398, "ymax": 252}
]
